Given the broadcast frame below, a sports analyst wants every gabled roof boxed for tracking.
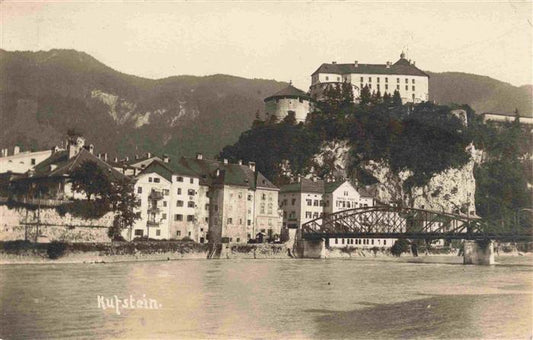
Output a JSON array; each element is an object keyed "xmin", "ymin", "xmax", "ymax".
[
  {"xmin": 264, "ymin": 85, "xmax": 311, "ymax": 102},
  {"xmin": 311, "ymin": 57, "xmax": 429, "ymax": 78},
  {"xmin": 139, "ymin": 158, "xmax": 198, "ymax": 180},
  {"xmin": 32, "ymin": 149, "xmax": 127, "ymax": 181},
  {"xmin": 179, "ymin": 157, "xmax": 277, "ymax": 190},
  {"xmin": 324, "ymin": 181, "xmax": 344, "ymax": 194},
  {"xmin": 280, "ymin": 178, "xmax": 325, "ymax": 194}
]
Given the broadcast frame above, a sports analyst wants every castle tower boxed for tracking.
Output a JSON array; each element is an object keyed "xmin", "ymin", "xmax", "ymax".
[{"xmin": 263, "ymin": 83, "xmax": 312, "ymax": 123}]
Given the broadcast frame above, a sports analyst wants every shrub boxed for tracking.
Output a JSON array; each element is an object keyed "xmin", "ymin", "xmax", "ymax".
[
  {"xmin": 391, "ymin": 239, "xmax": 410, "ymax": 257},
  {"xmin": 1, "ymin": 240, "xmax": 34, "ymax": 254},
  {"xmin": 47, "ymin": 241, "xmax": 68, "ymax": 259}
]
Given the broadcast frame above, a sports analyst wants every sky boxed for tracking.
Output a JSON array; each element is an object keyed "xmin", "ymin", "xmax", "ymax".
[{"xmin": 1, "ymin": 0, "xmax": 532, "ymax": 90}]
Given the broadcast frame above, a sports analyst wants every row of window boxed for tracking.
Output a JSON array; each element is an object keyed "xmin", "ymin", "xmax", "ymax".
[
  {"xmin": 334, "ymin": 238, "xmax": 387, "ymax": 245},
  {"xmin": 362, "ymin": 83, "xmax": 416, "ymax": 91},
  {"xmin": 324, "ymin": 76, "xmax": 417, "ymax": 84},
  {"xmin": 137, "ymin": 187, "xmax": 196, "ymax": 196},
  {"xmin": 174, "ymin": 214, "xmax": 195, "ymax": 222}
]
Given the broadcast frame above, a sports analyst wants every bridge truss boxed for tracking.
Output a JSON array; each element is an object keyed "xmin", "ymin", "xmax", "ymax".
[{"xmin": 301, "ymin": 206, "xmax": 532, "ymax": 242}]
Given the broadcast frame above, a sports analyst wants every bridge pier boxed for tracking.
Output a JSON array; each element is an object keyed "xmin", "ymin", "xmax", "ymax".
[
  {"xmin": 463, "ymin": 240, "xmax": 494, "ymax": 265},
  {"xmin": 295, "ymin": 238, "xmax": 326, "ymax": 258}
]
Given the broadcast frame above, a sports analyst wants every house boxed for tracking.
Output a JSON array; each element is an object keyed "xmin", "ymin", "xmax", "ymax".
[
  {"xmin": 0, "ymin": 146, "xmax": 57, "ymax": 175},
  {"xmin": 179, "ymin": 154, "xmax": 280, "ymax": 244},
  {"xmin": 310, "ymin": 52, "xmax": 429, "ymax": 104},
  {"xmin": 263, "ymin": 84, "xmax": 313, "ymax": 123}
]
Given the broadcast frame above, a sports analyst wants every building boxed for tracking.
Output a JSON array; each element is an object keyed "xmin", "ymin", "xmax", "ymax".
[
  {"xmin": 310, "ymin": 52, "xmax": 429, "ymax": 104},
  {"xmin": 0, "ymin": 146, "xmax": 55, "ymax": 175},
  {"xmin": 9, "ymin": 137, "xmax": 127, "ymax": 203},
  {"xmin": 279, "ymin": 178, "xmax": 373, "ymax": 228},
  {"xmin": 264, "ymin": 84, "xmax": 312, "ymax": 123},
  {"xmin": 481, "ymin": 112, "xmax": 533, "ymax": 126},
  {"xmin": 179, "ymin": 155, "xmax": 281, "ymax": 244},
  {"xmin": 279, "ymin": 178, "xmax": 392, "ymax": 248}
]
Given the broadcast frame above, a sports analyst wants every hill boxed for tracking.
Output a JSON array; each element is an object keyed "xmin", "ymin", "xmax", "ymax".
[
  {"xmin": 0, "ymin": 49, "xmax": 531, "ymax": 158},
  {"xmin": 0, "ymin": 49, "xmax": 287, "ymax": 158},
  {"xmin": 428, "ymin": 71, "xmax": 532, "ymax": 117}
]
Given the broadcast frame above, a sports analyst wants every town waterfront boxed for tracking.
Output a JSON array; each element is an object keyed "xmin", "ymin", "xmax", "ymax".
[{"xmin": 1, "ymin": 256, "xmax": 531, "ymax": 339}]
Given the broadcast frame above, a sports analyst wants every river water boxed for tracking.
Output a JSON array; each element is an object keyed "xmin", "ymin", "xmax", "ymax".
[{"xmin": 1, "ymin": 256, "xmax": 531, "ymax": 339}]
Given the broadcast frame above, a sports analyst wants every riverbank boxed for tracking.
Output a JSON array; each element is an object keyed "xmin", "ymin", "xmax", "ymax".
[{"xmin": 1, "ymin": 241, "xmax": 530, "ymax": 265}]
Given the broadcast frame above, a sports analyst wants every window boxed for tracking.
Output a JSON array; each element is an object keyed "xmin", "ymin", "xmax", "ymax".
[
  {"xmin": 190, "ymin": 178, "xmax": 194, "ymax": 184},
  {"xmin": 177, "ymin": 176, "xmax": 183, "ymax": 182},
  {"xmin": 405, "ymin": 85, "xmax": 408, "ymax": 91},
  {"xmin": 239, "ymin": 218, "xmax": 243, "ymax": 225},
  {"xmin": 377, "ymin": 77, "xmax": 380, "ymax": 83},
  {"xmin": 188, "ymin": 189, "xmax": 195, "ymax": 196},
  {"xmin": 163, "ymin": 189, "xmax": 169, "ymax": 195},
  {"xmin": 188, "ymin": 231, "xmax": 191, "ymax": 237},
  {"xmin": 162, "ymin": 213, "xmax": 167, "ymax": 219},
  {"xmin": 187, "ymin": 215, "xmax": 194, "ymax": 222},
  {"xmin": 291, "ymin": 199, "xmax": 296, "ymax": 205},
  {"xmin": 385, "ymin": 77, "xmax": 388, "ymax": 83},
  {"xmin": 360, "ymin": 77, "xmax": 363, "ymax": 82},
  {"xmin": 412, "ymin": 86, "xmax": 415, "ymax": 91},
  {"xmin": 368, "ymin": 77, "xmax": 372, "ymax": 82},
  {"xmin": 177, "ymin": 200, "xmax": 183, "ymax": 207},
  {"xmin": 335, "ymin": 238, "xmax": 338, "ymax": 244},
  {"xmin": 175, "ymin": 214, "xmax": 183, "ymax": 221},
  {"xmin": 262, "ymin": 193, "xmax": 266, "ymax": 200},
  {"xmin": 337, "ymin": 76, "xmax": 340, "ymax": 81},
  {"xmin": 377, "ymin": 84, "xmax": 380, "ymax": 90},
  {"xmin": 397, "ymin": 78, "xmax": 400, "ymax": 83},
  {"xmin": 248, "ymin": 195, "xmax": 253, "ymax": 201},
  {"xmin": 305, "ymin": 212, "xmax": 312, "ymax": 218},
  {"xmin": 149, "ymin": 177, "xmax": 153, "ymax": 183},
  {"xmin": 163, "ymin": 201, "xmax": 167, "ymax": 207},
  {"xmin": 135, "ymin": 229, "xmax": 143, "ymax": 236},
  {"xmin": 227, "ymin": 218, "xmax": 233, "ymax": 224},
  {"xmin": 236, "ymin": 238, "xmax": 240, "ymax": 243},
  {"xmin": 325, "ymin": 76, "xmax": 329, "ymax": 81},
  {"xmin": 205, "ymin": 204, "xmax": 209, "ymax": 210},
  {"xmin": 368, "ymin": 84, "xmax": 372, "ymax": 89},
  {"xmin": 154, "ymin": 178, "xmax": 160, "ymax": 183},
  {"xmin": 247, "ymin": 220, "xmax": 251, "ymax": 226},
  {"xmin": 31, "ymin": 158, "xmax": 36, "ymax": 165},
  {"xmin": 397, "ymin": 85, "xmax": 400, "ymax": 90},
  {"xmin": 405, "ymin": 78, "xmax": 408, "ymax": 83},
  {"xmin": 412, "ymin": 79, "xmax": 415, "ymax": 84},
  {"xmin": 187, "ymin": 201, "xmax": 195, "ymax": 208},
  {"xmin": 176, "ymin": 231, "xmax": 181, "ymax": 236},
  {"xmin": 306, "ymin": 199, "xmax": 312, "ymax": 206},
  {"xmin": 177, "ymin": 188, "xmax": 182, "ymax": 195},
  {"xmin": 313, "ymin": 200, "xmax": 319, "ymax": 206},
  {"xmin": 384, "ymin": 240, "xmax": 387, "ymax": 245},
  {"xmin": 385, "ymin": 84, "xmax": 388, "ymax": 90},
  {"xmin": 137, "ymin": 187, "xmax": 143, "ymax": 194}
]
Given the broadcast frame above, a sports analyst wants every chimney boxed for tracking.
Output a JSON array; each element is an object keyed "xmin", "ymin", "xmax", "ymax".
[
  {"xmin": 125, "ymin": 156, "xmax": 129, "ymax": 162},
  {"xmin": 386, "ymin": 61, "xmax": 391, "ymax": 68},
  {"xmin": 163, "ymin": 154, "xmax": 170, "ymax": 163},
  {"xmin": 354, "ymin": 60, "xmax": 358, "ymax": 67},
  {"xmin": 412, "ymin": 61, "xmax": 416, "ymax": 66},
  {"xmin": 146, "ymin": 152, "xmax": 152, "ymax": 158},
  {"xmin": 223, "ymin": 158, "xmax": 228, "ymax": 165},
  {"xmin": 312, "ymin": 177, "xmax": 317, "ymax": 182},
  {"xmin": 238, "ymin": 160, "xmax": 242, "ymax": 165},
  {"xmin": 332, "ymin": 61, "xmax": 337, "ymax": 64},
  {"xmin": 50, "ymin": 164, "xmax": 57, "ymax": 171},
  {"xmin": 297, "ymin": 176, "xmax": 301, "ymax": 183},
  {"xmin": 114, "ymin": 157, "xmax": 118, "ymax": 162},
  {"xmin": 135, "ymin": 154, "xmax": 139, "ymax": 160},
  {"xmin": 97, "ymin": 153, "xmax": 101, "ymax": 159},
  {"xmin": 196, "ymin": 153, "xmax": 203, "ymax": 160},
  {"xmin": 103, "ymin": 153, "xmax": 108, "ymax": 162},
  {"xmin": 248, "ymin": 161, "xmax": 256, "ymax": 172},
  {"xmin": 13, "ymin": 146, "xmax": 20, "ymax": 155},
  {"xmin": 89, "ymin": 144, "xmax": 94, "ymax": 154},
  {"xmin": 215, "ymin": 168, "xmax": 220, "ymax": 177},
  {"xmin": 0, "ymin": 149, "xmax": 5, "ymax": 157}
]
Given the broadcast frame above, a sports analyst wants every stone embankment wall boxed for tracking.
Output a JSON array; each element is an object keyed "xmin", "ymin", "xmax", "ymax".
[{"xmin": 0, "ymin": 205, "xmax": 113, "ymax": 242}]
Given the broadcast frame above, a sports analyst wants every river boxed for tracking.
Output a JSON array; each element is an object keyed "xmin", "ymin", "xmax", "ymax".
[{"xmin": 0, "ymin": 256, "xmax": 531, "ymax": 339}]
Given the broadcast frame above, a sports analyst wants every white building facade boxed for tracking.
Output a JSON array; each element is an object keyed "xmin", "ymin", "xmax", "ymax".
[{"xmin": 310, "ymin": 52, "xmax": 429, "ymax": 104}]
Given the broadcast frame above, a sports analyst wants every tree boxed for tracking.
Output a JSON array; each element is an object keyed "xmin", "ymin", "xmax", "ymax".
[
  {"xmin": 359, "ymin": 85, "xmax": 372, "ymax": 106},
  {"xmin": 341, "ymin": 81, "xmax": 354, "ymax": 105},
  {"xmin": 70, "ymin": 160, "xmax": 111, "ymax": 201},
  {"xmin": 382, "ymin": 92, "xmax": 391, "ymax": 106},
  {"xmin": 392, "ymin": 90, "xmax": 402, "ymax": 107},
  {"xmin": 107, "ymin": 178, "xmax": 141, "ymax": 240},
  {"xmin": 391, "ymin": 239, "xmax": 410, "ymax": 257}
]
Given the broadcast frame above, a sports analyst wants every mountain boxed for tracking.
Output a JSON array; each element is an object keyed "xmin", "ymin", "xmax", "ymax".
[
  {"xmin": 0, "ymin": 49, "xmax": 287, "ymax": 158},
  {"xmin": 1, "ymin": 49, "xmax": 531, "ymax": 158},
  {"xmin": 427, "ymin": 72, "xmax": 532, "ymax": 117}
]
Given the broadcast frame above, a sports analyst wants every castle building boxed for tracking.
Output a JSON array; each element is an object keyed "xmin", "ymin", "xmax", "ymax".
[
  {"xmin": 310, "ymin": 52, "xmax": 429, "ymax": 104},
  {"xmin": 0, "ymin": 146, "xmax": 55, "ymax": 175},
  {"xmin": 264, "ymin": 84, "xmax": 312, "ymax": 123}
]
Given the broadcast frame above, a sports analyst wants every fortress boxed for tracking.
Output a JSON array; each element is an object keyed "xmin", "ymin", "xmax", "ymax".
[{"xmin": 264, "ymin": 52, "xmax": 430, "ymax": 122}]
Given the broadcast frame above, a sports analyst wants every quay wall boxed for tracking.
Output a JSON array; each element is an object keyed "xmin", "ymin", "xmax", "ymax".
[{"xmin": 0, "ymin": 205, "xmax": 113, "ymax": 242}]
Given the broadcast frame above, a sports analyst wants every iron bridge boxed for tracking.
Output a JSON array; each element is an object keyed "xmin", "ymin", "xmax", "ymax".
[{"xmin": 301, "ymin": 206, "xmax": 533, "ymax": 242}]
